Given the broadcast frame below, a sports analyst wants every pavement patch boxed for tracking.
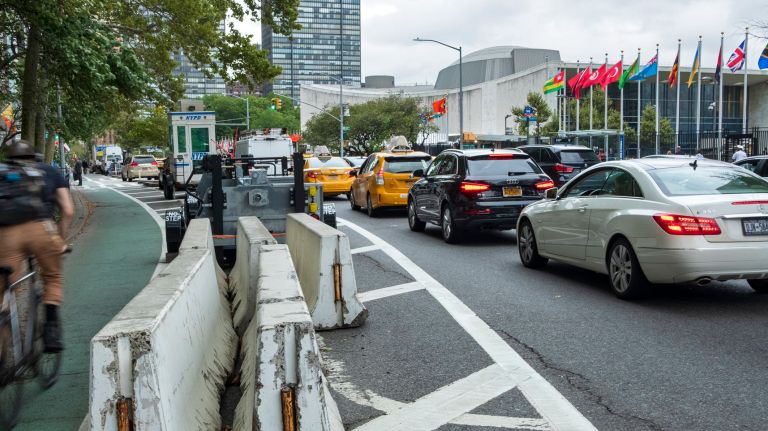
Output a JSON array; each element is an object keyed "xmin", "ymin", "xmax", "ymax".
[{"xmin": 352, "ymin": 250, "xmax": 415, "ymax": 292}]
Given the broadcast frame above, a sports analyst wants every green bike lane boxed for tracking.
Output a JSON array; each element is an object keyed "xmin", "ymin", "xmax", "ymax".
[{"xmin": 16, "ymin": 180, "xmax": 162, "ymax": 430}]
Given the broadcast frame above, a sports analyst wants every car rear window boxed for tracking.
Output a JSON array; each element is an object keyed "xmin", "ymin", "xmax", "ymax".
[
  {"xmin": 383, "ymin": 156, "xmax": 430, "ymax": 173},
  {"xmin": 307, "ymin": 157, "xmax": 351, "ymax": 168},
  {"xmin": 649, "ymin": 166, "xmax": 768, "ymax": 196},
  {"xmin": 133, "ymin": 156, "xmax": 155, "ymax": 164},
  {"xmin": 559, "ymin": 150, "xmax": 600, "ymax": 164},
  {"xmin": 466, "ymin": 157, "xmax": 542, "ymax": 177}
]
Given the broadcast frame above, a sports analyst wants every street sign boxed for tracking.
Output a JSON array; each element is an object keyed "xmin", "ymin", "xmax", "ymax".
[{"xmin": 523, "ymin": 106, "xmax": 534, "ymax": 115}]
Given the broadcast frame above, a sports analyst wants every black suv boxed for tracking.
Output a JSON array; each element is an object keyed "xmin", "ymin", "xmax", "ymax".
[
  {"xmin": 407, "ymin": 148, "xmax": 554, "ymax": 243},
  {"xmin": 518, "ymin": 144, "xmax": 601, "ymax": 186}
]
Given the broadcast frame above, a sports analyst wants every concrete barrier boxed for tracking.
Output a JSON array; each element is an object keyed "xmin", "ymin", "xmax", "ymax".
[
  {"xmin": 88, "ymin": 220, "xmax": 236, "ymax": 430},
  {"xmin": 233, "ymin": 217, "xmax": 344, "ymax": 431},
  {"xmin": 286, "ymin": 213, "xmax": 367, "ymax": 330}
]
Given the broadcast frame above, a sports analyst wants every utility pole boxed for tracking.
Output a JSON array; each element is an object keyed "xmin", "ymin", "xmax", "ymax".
[{"xmin": 57, "ymin": 82, "xmax": 65, "ymax": 178}]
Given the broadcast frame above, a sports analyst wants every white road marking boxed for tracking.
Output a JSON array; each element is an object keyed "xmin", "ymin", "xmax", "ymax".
[
  {"xmin": 338, "ymin": 217, "xmax": 597, "ymax": 431},
  {"xmin": 354, "ymin": 364, "xmax": 515, "ymax": 431},
  {"xmin": 122, "ymin": 190, "xmax": 161, "ymax": 196},
  {"xmin": 357, "ymin": 281, "xmax": 425, "ymax": 303},
  {"xmin": 140, "ymin": 200, "xmax": 177, "ymax": 205},
  {"xmin": 451, "ymin": 414, "xmax": 551, "ymax": 430},
  {"xmin": 350, "ymin": 245, "xmax": 381, "ymax": 255}
]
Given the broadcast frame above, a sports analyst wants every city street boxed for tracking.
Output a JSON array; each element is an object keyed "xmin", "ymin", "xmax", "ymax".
[{"xmin": 321, "ymin": 197, "xmax": 768, "ymax": 431}]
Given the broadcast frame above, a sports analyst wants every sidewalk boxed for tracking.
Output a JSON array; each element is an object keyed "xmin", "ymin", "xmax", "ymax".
[{"xmin": 16, "ymin": 183, "xmax": 162, "ymax": 430}]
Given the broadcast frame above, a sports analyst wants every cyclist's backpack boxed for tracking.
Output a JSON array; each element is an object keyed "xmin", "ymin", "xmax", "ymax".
[{"xmin": 0, "ymin": 162, "xmax": 47, "ymax": 226}]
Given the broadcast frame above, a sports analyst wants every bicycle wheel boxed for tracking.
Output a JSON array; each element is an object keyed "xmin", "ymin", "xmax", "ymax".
[
  {"xmin": 0, "ymin": 319, "xmax": 23, "ymax": 429},
  {"xmin": 32, "ymin": 289, "xmax": 61, "ymax": 390}
]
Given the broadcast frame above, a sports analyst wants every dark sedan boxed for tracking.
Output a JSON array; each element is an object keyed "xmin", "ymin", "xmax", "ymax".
[{"xmin": 407, "ymin": 148, "xmax": 554, "ymax": 243}]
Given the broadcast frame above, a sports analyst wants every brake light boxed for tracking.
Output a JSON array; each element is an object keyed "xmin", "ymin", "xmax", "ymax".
[
  {"xmin": 554, "ymin": 163, "xmax": 574, "ymax": 173},
  {"xmin": 487, "ymin": 153, "xmax": 515, "ymax": 159},
  {"xmin": 460, "ymin": 182, "xmax": 490, "ymax": 193},
  {"xmin": 306, "ymin": 171, "xmax": 319, "ymax": 180},
  {"xmin": 376, "ymin": 169, "xmax": 385, "ymax": 185},
  {"xmin": 653, "ymin": 214, "xmax": 721, "ymax": 235},
  {"xmin": 130, "ymin": 162, "xmax": 139, "ymax": 167},
  {"xmin": 732, "ymin": 200, "xmax": 768, "ymax": 205},
  {"xmin": 534, "ymin": 180, "xmax": 555, "ymax": 190},
  {"xmin": 150, "ymin": 161, "xmax": 158, "ymax": 166}
]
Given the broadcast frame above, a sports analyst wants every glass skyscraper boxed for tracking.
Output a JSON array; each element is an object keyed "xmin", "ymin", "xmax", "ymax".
[
  {"xmin": 172, "ymin": 20, "xmax": 227, "ymax": 99},
  {"xmin": 262, "ymin": 0, "xmax": 361, "ymax": 100}
]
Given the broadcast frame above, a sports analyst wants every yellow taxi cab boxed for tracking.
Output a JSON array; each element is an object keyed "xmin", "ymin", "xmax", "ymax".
[
  {"xmin": 349, "ymin": 146, "xmax": 431, "ymax": 217},
  {"xmin": 304, "ymin": 153, "xmax": 356, "ymax": 197}
]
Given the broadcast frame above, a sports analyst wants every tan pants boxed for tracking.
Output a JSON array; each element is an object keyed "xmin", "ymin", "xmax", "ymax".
[{"xmin": 0, "ymin": 220, "xmax": 65, "ymax": 305}]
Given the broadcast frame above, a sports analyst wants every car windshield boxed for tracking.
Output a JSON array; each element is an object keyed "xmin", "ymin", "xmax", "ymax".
[
  {"xmin": 560, "ymin": 150, "xmax": 600, "ymax": 164},
  {"xmin": 383, "ymin": 156, "xmax": 430, "ymax": 173},
  {"xmin": 466, "ymin": 157, "xmax": 541, "ymax": 177},
  {"xmin": 133, "ymin": 156, "xmax": 155, "ymax": 164},
  {"xmin": 307, "ymin": 157, "xmax": 351, "ymax": 168},
  {"xmin": 346, "ymin": 158, "xmax": 365, "ymax": 167},
  {"xmin": 649, "ymin": 166, "xmax": 768, "ymax": 196}
]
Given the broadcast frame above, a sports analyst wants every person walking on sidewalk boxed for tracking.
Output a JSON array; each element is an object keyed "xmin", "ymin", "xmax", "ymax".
[
  {"xmin": 0, "ymin": 140, "xmax": 72, "ymax": 352},
  {"xmin": 73, "ymin": 155, "xmax": 83, "ymax": 186},
  {"xmin": 732, "ymin": 145, "xmax": 748, "ymax": 162}
]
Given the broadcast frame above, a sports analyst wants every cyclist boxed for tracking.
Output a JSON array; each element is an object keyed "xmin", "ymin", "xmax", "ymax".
[{"xmin": 0, "ymin": 140, "xmax": 72, "ymax": 352}]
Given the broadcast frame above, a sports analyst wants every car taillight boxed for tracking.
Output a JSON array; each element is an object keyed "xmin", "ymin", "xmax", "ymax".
[
  {"xmin": 130, "ymin": 162, "xmax": 139, "ymax": 167},
  {"xmin": 554, "ymin": 163, "xmax": 574, "ymax": 173},
  {"xmin": 376, "ymin": 169, "xmax": 385, "ymax": 185},
  {"xmin": 151, "ymin": 161, "xmax": 158, "ymax": 166},
  {"xmin": 306, "ymin": 171, "xmax": 318, "ymax": 180},
  {"xmin": 653, "ymin": 214, "xmax": 721, "ymax": 235},
  {"xmin": 534, "ymin": 180, "xmax": 555, "ymax": 190},
  {"xmin": 459, "ymin": 182, "xmax": 490, "ymax": 193},
  {"xmin": 487, "ymin": 153, "xmax": 515, "ymax": 159}
]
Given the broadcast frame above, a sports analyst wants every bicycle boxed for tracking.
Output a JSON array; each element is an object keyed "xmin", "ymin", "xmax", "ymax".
[{"xmin": 0, "ymin": 255, "xmax": 64, "ymax": 429}]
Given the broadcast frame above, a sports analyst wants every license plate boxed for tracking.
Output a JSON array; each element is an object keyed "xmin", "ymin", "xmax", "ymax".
[
  {"xmin": 742, "ymin": 217, "xmax": 768, "ymax": 236},
  {"xmin": 502, "ymin": 186, "xmax": 522, "ymax": 197}
]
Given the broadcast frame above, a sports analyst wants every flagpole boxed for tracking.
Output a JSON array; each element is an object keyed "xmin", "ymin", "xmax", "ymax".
[
  {"xmin": 620, "ymin": 51, "xmax": 624, "ymax": 134},
  {"xmin": 589, "ymin": 57, "xmax": 593, "ymax": 149},
  {"xmin": 655, "ymin": 43, "xmax": 660, "ymax": 155},
  {"xmin": 637, "ymin": 48, "xmax": 641, "ymax": 158},
  {"xmin": 604, "ymin": 53, "xmax": 609, "ymax": 157},
  {"xmin": 696, "ymin": 35, "xmax": 702, "ymax": 152},
  {"xmin": 559, "ymin": 66, "xmax": 564, "ymax": 132},
  {"xmin": 743, "ymin": 27, "xmax": 749, "ymax": 133},
  {"xmin": 675, "ymin": 39, "xmax": 681, "ymax": 148},
  {"xmin": 576, "ymin": 60, "xmax": 580, "ymax": 133},
  {"xmin": 718, "ymin": 32, "xmax": 724, "ymax": 160}
]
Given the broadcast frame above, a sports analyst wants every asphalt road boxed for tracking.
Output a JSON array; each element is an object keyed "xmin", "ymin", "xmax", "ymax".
[{"xmin": 321, "ymin": 196, "xmax": 768, "ymax": 431}]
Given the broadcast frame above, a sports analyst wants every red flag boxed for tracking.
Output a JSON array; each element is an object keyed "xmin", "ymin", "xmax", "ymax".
[
  {"xmin": 574, "ymin": 66, "xmax": 591, "ymax": 100},
  {"xmin": 568, "ymin": 69, "xmax": 585, "ymax": 91},
  {"xmin": 581, "ymin": 64, "xmax": 606, "ymax": 89},
  {"xmin": 432, "ymin": 97, "xmax": 446, "ymax": 115},
  {"xmin": 601, "ymin": 60, "xmax": 622, "ymax": 89}
]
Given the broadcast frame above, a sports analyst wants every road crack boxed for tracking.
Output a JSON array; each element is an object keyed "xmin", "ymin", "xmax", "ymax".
[
  {"xmin": 494, "ymin": 328, "xmax": 665, "ymax": 431},
  {"xmin": 354, "ymin": 252, "xmax": 414, "ymax": 282}
]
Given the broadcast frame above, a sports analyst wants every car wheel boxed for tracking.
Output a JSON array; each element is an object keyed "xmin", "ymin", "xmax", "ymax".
[
  {"xmin": 366, "ymin": 194, "xmax": 377, "ymax": 217},
  {"xmin": 747, "ymin": 279, "xmax": 768, "ymax": 294},
  {"xmin": 128, "ymin": 176, "xmax": 133, "ymax": 182},
  {"xmin": 408, "ymin": 199, "xmax": 426, "ymax": 232},
  {"xmin": 158, "ymin": 176, "xmax": 164, "ymax": 190},
  {"xmin": 441, "ymin": 205, "xmax": 461, "ymax": 243},
  {"xmin": 607, "ymin": 238, "xmax": 648, "ymax": 299},
  {"xmin": 350, "ymin": 192, "xmax": 361, "ymax": 211},
  {"xmin": 518, "ymin": 219, "xmax": 548, "ymax": 268}
]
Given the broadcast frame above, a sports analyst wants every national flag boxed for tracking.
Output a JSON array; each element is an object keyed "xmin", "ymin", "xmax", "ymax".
[
  {"xmin": 618, "ymin": 56, "xmax": 639, "ymax": 89},
  {"xmin": 715, "ymin": 39, "xmax": 724, "ymax": 84},
  {"xmin": 574, "ymin": 65, "xmax": 591, "ymax": 99},
  {"xmin": 1, "ymin": 104, "xmax": 12, "ymax": 131},
  {"xmin": 581, "ymin": 64, "xmax": 606, "ymax": 89},
  {"xmin": 727, "ymin": 39, "xmax": 746, "ymax": 72},
  {"xmin": 629, "ymin": 55, "xmax": 657, "ymax": 81},
  {"xmin": 432, "ymin": 97, "xmax": 446, "ymax": 115},
  {"xmin": 688, "ymin": 45, "xmax": 700, "ymax": 88},
  {"xmin": 758, "ymin": 42, "xmax": 768, "ymax": 69},
  {"xmin": 668, "ymin": 47, "xmax": 680, "ymax": 88},
  {"xmin": 568, "ymin": 69, "xmax": 585, "ymax": 91},
  {"xmin": 543, "ymin": 70, "xmax": 565, "ymax": 94},
  {"xmin": 602, "ymin": 60, "xmax": 622, "ymax": 89}
]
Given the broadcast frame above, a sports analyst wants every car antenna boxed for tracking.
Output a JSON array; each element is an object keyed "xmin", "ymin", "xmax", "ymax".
[{"xmin": 689, "ymin": 159, "xmax": 697, "ymax": 170}]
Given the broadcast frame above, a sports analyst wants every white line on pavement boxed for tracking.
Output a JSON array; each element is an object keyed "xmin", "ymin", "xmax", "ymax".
[
  {"xmin": 350, "ymin": 245, "xmax": 381, "ymax": 255},
  {"xmin": 141, "ymin": 200, "xmax": 179, "ymax": 205},
  {"xmin": 338, "ymin": 217, "xmax": 597, "ymax": 431},
  {"xmin": 357, "ymin": 281, "xmax": 425, "ymax": 303},
  {"xmin": 451, "ymin": 414, "xmax": 551, "ymax": 430}
]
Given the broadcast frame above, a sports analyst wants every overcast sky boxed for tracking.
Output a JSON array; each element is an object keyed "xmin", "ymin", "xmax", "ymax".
[{"xmin": 233, "ymin": 0, "xmax": 768, "ymax": 84}]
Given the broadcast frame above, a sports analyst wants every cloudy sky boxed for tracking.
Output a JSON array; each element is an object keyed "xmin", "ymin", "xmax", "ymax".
[{"xmin": 234, "ymin": 0, "xmax": 768, "ymax": 84}]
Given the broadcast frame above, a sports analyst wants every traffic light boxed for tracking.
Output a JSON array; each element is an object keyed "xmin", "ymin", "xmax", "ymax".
[
  {"xmin": 270, "ymin": 97, "xmax": 278, "ymax": 110},
  {"xmin": 275, "ymin": 98, "xmax": 282, "ymax": 110}
]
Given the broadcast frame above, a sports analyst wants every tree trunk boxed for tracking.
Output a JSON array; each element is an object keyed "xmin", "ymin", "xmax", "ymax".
[
  {"xmin": 34, "ymin": 108, "xmax": 45, "ymax": 155},
  {"xmin": 20, "ymin": 24, "xmax": 41, "ymax": 143},
  {"xmin": 44, "ymin": 126, "xmax": 56, "ymax": 163}
]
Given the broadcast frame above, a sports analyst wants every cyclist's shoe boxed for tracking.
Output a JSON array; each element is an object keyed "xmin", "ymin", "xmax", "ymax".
[{"xmin": 43, "ymin": 322, "xmax": 64, "ymax": 353}]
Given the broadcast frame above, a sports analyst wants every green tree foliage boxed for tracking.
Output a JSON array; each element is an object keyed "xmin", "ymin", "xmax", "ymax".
[
  {"xmin": 302, "ymin": 96, "xmax": 423, "ymax": 156},
  {"xmin": 201, "ymin": 94, "xmax": 299, "ymax": 138},
  {"xmin": 564, "ymin": 87, "xmax": 637, "ymax": 145},
  {"xmin": 113, "ymin": 106, "xmax": 170, "ymax": 154},
  {"xmin": 510, "ymin": 92, "xmax": 553, "ymax": 137},
  {"xmin": 639, "ymin": 104, "xmax": 675, "ymax": 145}
]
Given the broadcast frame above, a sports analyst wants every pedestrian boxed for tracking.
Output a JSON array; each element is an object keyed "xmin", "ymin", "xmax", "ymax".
[
  {"xmin": 732, "ymin": 145, "xmax": 747, "ymax": 162},
  {"xmin": 81, "ymin": 159, "xmax": 89, "ymax": 174},
  {"xmin": 73, "ymin": 155, "xmax": 83, "ymax": 186},
  {"xmin": 675, "ymin": 145, "xmax": 683, "ymax": 155}
]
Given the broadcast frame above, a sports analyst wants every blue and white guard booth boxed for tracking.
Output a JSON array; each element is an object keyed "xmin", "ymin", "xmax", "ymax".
[{"xmin": 168, "ymin": 111, "xmax": 217, "ymax": 186}]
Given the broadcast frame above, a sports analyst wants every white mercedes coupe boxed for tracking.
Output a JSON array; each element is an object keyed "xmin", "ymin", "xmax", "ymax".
[{"xmin": 517, "ymin": 158, "xmax": 768, "ymax": 299}]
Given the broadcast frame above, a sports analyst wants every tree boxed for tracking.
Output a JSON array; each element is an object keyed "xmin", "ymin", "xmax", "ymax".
[
  {"xmin": 510, "ymin": 92, "xmax": 553, "ymax": 136},
  {"xmin": 202, "ymin": 94, "xmax": 299, "ymax": 138},
  {"xmin": 639, "ymin": 104, "xmax": 675, "ymax": 146},
  {"xmin": 417, "ymin": 108, "xmax": 441, "ymax": 145},
  {"xmin": 113, "ymin": 106, "xmax": 171, "ymax": 154}
]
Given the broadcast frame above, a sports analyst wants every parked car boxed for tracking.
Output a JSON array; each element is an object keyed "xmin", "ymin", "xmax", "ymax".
[
  {"xmin": 304, "ymin": 155, "xmax": 356, "ymax": 197},
  {"xmin": 733, "ymin": 155, "xmax": 768, "ymax": 178},
  {"xmin": 408, "ymin": 148, "xmax": 554, "ymax": 243},
  {"xmin": 350, "ymin": 148, "xmax": 431, "ymax": 216},
  {"xmin": 517, "ymin": 158, "xmax": 768, "ymax": 299},
  {"xmin": 518, "ymin": 144, "xmax": 601, "ymax": 186},
  {"xmin": 121, "ymin": 154, "xmax": 158, "ymax": 181}
]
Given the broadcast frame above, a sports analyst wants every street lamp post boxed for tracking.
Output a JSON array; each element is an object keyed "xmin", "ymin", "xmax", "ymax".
[
  {"xmin": 317, "ymin": 73, "xmax": 345, "ymax": 157},
  {"xmin": 232, "ymin": 95, "xmax": 250, "ymax": 130},
  {"xmin": 414, "ymin": 37, "xmax": 463, "ymax": 149},
  {"xmin": 504, "ymin": 114, "xmax": 512, "ymax": 135}
]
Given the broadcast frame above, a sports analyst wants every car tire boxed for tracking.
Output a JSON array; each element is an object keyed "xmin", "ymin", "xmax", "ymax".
[
  {"xmin": 517, "ymin": 219, "xmax": 548, "ymax": 268},
  {"xmin": 158, "ymin": 175, "xmax": 164, "ymax": 190},
  {"xmin": 350, "ymin": 192, "xmax": 361, "ymax": 211},
  {"xmin": 128, "ymin": 176, "xmax": 133, "ymax": 182},
  {"xmin": 607, "ymin": 238, "xmax": 648, "ymax": 299},
  {"xmin": 408, "ymin": 199, "xmax": 426, "ymax": 232},
  {"xmin": 747, "ymin": 279, "xmax": 768, "ymax": 294},
  {"xmin": 441, "ymin": 204, "xmax": 461, "ymax": 243},
  {"xmin": 366, "ymin": 194, "xmax": 377, "ymax": 217}
]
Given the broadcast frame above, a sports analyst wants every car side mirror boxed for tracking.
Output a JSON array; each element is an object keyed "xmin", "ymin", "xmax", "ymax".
[
  {"xmin": 545, "ymin": 187, "xmax": 559, "ymax": 200},
  {"xmin": 349, "ymin": 170, "xmax": 357, "ymax": 177},
  {"xmin": 411, "ymin": 169, "xmax": 424, "ymax": 178}
]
